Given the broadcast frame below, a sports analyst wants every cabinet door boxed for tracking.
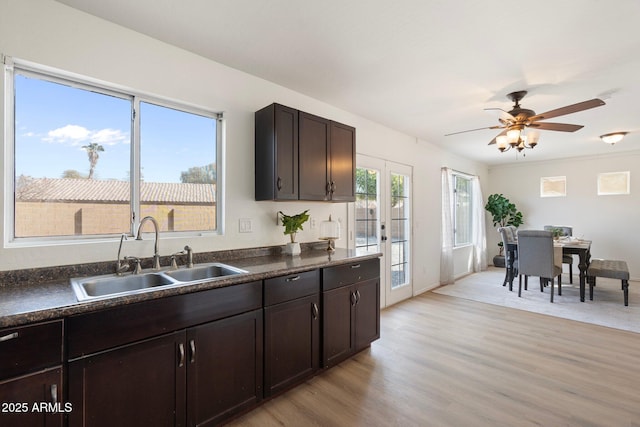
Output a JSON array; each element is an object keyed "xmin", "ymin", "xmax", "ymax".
[
  {"xmin": 255, "ymin": 103, "xmax": 298, "ymax": 200},
  {"xmin": 322, "ymin": 285, "xmax": 354, "ymax": 368},
  {"xmin": 68, "ymin": 331, "xmax": 186, "ymax": 427},
  {"xmin": 354, "ymin": 278, "xmax": 381, "ymax": 351},
  {"xmin": 187, "ymin": 309, "xmax": 263, "ymax": 427},
  {"xmin": 329, "ymin": 121, "xmax": 356, "ymax": 202},
  {"xmin": 0, "ymin": 368, "xmax": 63, "ymax": 427},
  {"xmin": 299, "ymin": 111, "xmax": 330, "ymax": 200},
  {"xmin": 264, "ymin": 294, "xmax": 320, "ymax": 396}
]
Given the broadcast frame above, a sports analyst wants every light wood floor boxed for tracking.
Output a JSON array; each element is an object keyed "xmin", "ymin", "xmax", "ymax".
[{"xmin": 228, "ymin": 292, "xmax": 640, "ymax": 427}]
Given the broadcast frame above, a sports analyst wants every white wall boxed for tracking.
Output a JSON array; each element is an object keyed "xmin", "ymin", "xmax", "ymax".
[
  {"xmin": 0, "ymin": 0, "xmax": 487, "ymax": 294},
  {"xmin": 488, "ymin": 151, "xmax": 640, "ymax": 280}
]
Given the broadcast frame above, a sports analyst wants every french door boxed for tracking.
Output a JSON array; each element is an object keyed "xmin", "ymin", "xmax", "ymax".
[{"xmin": 354, "ymin": 155, "xmax": 412, "ymax": 307}]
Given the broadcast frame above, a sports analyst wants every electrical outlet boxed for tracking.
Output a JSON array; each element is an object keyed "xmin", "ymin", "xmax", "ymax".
[
  {"xmin": 239, "ymin": 218, "xmax": 252, "ymax": 233},
  {"xmin": 310, "ymin": 218, "xmax": 317, "ymax": 229}
]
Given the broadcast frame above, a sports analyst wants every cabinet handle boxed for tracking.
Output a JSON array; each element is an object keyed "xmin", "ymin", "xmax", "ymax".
[
  {"xmin": 350, "ymin": 291, "xmax": 357, "ymax": 306},
  {"xmin": 356, "ymin": 290, "xmax": 361, "ymax": 304},
  {"xmin": 178, "ymin": 343, "xmax": 185, "ymax": 367},
  {"xmin": 286, "ymin": 275, "xmax": 301, "ymax": 282},
  {"xmin": 350, "ymin": 264, "xmax": 361, "ymax": 269},
  {"xmin": 330, "ymin": 181, "xmax": 336, "ymax": 193},
  {"xmin": 50, "ymin": 384, "xmax": 58, "ymax": 404},
  {"xmin": 312, "ymin": 302, "xmax": 319, "ymax": 320},
  {"xmin": 325, "ymin": 182, "xmax": 331, "ymax": 195},
  {"xmin": 0, "ymin": 332, "xmax": 18, "ymax": 342},
  {"xmin": 189, "ymin": 339, "xmax": 196, "ymax": 364},
  {"xmin": 277, "ymin": 177, "xmax": 283, "ymax": 190}
]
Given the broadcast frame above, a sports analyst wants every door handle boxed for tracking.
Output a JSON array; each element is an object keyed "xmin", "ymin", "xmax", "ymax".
[
  {"xmin": 189, "ymin": 339, "xmax": 196, "ymax": 364},
  {"xmin": 178, "ymin": 343, "xmax": 185, "ymax": 367},
  {"xmin": 50, "ymin": 384, "xmax": 58, "ymax": 404}
]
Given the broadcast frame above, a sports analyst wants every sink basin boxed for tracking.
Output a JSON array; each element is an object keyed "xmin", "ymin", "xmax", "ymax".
[
  {"xmin": 71, "ymin": 272, "xmax": 179, "ymax": 301},
  {"xmin": 71, "ymin": 263, "xmax": 247, "ymax": 301},
  {"xmin": 163, "ymin": 263, "xmax": 247, "ymax": 282}
]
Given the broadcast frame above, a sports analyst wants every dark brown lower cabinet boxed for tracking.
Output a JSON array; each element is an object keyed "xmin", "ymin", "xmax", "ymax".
[
  {"xmin": 68, "ymin": 309, "xmax": 263, "ymax": 427},
  {"xmin": 0, "ymin": 367, "xmax": 64, "ymax": 427},
  {"xmin": 68, "ymin": 331, "xmax": 186, "ymax": 427},
  {"xmin": 187, "ymin": 309, "xmax": 263, "ymax": 427},
  {"xmin": 263, "ymin": 270, "xmax": 320, "ymax": 397},
  {"xmin": 323, "ymin": 274, "xmax": 380, "ymax": 368}
]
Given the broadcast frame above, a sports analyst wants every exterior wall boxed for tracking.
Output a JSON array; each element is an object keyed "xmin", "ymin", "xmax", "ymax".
[{"xmin": 16, "ymin": 202, "xmax": 215, "ymax": 236}]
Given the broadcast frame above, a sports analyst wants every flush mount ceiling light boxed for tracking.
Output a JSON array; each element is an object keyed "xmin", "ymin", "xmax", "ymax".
[{"xmin": 600, "ymin": 132, "xmax": 627, "ymax": 145}]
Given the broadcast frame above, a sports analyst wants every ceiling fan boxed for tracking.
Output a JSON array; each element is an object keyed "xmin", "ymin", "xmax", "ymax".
[{"xmin": 446, "ymin": 90, "xmax": 606, "ymax": 149}]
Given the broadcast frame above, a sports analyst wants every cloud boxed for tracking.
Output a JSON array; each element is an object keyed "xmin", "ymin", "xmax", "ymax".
[{"xmin": 43, "ymin": 125, "xmax": 128, "ymax": 146}]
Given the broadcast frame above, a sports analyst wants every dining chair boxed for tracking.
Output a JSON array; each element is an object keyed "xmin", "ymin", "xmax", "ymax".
[
  {"xmin": 497, "ymin": 226, "xmax": 518, "ymax": 289},
  {"xmin": 544, "ymin": 225, "xmax": 574, "ymax": 283},
  {"xmin": 517, "ymin": 230, "xmax": 563, "ymax": 303}
]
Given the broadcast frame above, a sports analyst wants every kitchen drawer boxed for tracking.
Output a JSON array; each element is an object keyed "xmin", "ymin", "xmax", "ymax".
[
  {"xmin": 322, "ymin": 258, "xmax": 379, "ymax": 291},
  {"xmin": 67, "ymin": 280, "xmax": 262, "ymax": 358},
  {"xmin": 264, "ymin": 270, "xmax": 319, "ymax": 306},
  {"xmin": 0, "ymin": 320, "xmax": 63, "ymax": 379}
]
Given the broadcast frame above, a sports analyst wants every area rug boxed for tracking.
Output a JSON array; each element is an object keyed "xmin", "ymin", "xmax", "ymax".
[{"xmin": 433, "ymin": 267, "xmax": 639, "ymax": 333}]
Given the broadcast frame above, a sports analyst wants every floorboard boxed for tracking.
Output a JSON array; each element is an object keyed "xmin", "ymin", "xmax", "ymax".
[{"xmin": 227, "ymin": 292, "xmax": 640, "ymax": 426}]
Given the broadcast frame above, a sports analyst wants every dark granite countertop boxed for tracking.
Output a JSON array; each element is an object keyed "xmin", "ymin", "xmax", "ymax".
[{"xmin": 0, "ymin": 246, "xmax": 381, "ymax": 329}]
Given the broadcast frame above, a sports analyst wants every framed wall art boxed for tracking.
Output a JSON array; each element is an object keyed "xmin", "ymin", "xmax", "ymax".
[
  {"xmin": 597, "ymin": 171, "xmax": 630, "ymax": 195},
  {"xmin": 540, "ymin": 176, "xmax": 566, "ymax": 197}
]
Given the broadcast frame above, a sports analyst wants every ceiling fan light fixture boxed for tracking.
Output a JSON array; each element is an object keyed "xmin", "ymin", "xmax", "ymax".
[
  {"xmin": 600, "ymin": 132, "xmax": 627, "ymax": 145},
  {"xmin": 507, "ymin": 128, "xmax": 521, "ymax": 146},
  {"xmin": 496, "ymin": 135, "xmax": 508, "ymax": 152},
  {"xmin": 527, "ymin": 130, "xmax": 540, "ymax": 148}
]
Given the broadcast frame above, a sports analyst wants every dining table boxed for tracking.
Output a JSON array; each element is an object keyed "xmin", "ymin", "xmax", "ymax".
[
  {"xmin": 506, "ymin": 238, "xmax": 592, "ymax": 301},
  {"xmin": 554, "ymin": 238, "xmax": 592, "ymax": 302}
]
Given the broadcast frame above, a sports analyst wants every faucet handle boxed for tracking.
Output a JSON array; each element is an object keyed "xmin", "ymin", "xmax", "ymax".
[
  {"xmin": 170, "ymin": 249, "xmax": 186, "ymax": 270},
  {"xmin": 125, "ymin": 256, "xmax": 142, "ymax": 274}
]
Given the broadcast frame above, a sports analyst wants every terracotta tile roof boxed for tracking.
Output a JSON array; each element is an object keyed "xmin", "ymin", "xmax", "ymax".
[{"xmin": 15, "ymin": 177, "xmax": 215, "ymax": 204}]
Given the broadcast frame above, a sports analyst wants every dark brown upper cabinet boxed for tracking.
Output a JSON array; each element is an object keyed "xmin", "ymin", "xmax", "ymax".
[{"xmin": 255, "ymin": 103, "xmax": 355, "ymax": 202}]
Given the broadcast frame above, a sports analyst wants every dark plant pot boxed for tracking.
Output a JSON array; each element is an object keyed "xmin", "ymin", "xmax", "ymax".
[{"xmin": 493, "ymin": 255, "xmax": 506, "ymax": 268}]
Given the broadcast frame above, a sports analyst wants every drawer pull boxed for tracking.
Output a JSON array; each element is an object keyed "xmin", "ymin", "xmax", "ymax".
[
  {"xmin": 50, "ymin": 384, "xmax": 58, "ymax": 404},
  {"xmin": 189, "ymin": 339, "xmax": 196, "ymax": 364},
  {"xmin": 350, "ymin": 264, "xmax": 361, "ymax": 269},
  {"xmin": 0, "ymin": 332, "xmax": 18, "ymax": 342},
  {"xmin": 178, "ymin": 343, "xmax": 185, "ymax": 367},
  {"xmin": 286, "ymin": 275, "xmax": 301, "ymax": 282}
]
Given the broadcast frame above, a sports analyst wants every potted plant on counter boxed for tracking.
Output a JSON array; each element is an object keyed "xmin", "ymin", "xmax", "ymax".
[
  {"xmin": 484, "ymin": 193, "xmax": 523, "ymax": 267},
  {"xmin": 278, "ymin": 210, "xmax": 310, "ymax": 255}
]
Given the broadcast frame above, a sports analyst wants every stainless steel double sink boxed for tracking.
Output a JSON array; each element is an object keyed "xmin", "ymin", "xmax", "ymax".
[{"xmin": 71, "ymin": 263, "xmax": 247, "ymax": 301}]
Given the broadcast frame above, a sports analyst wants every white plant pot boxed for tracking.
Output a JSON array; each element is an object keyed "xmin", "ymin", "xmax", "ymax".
[{"xmin": 284, "ymin": 242, "xmax": 301, "ymax": 256}]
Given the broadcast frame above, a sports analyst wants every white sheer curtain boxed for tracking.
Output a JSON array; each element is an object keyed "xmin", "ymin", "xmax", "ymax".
[
  {"xmin": 471, "ymin": 176, "xmax": 488, "ymax": 272},
  {"xmin": 440, "ymin": 167, "xmax": 455, "ymax": 285}
]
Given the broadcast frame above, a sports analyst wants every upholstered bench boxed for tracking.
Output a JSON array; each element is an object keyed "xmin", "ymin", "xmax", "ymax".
[{"xmin": 587, "ymin": 259, "xmax": 630, "ymax": 306}]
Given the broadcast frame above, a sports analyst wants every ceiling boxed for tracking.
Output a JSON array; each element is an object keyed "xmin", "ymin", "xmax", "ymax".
[{"xmin": 56, "ymin": 0, "xmax": 640, "ymax": 165}]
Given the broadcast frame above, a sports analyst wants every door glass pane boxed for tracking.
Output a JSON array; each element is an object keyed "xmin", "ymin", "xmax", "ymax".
[
  {"xmin": 14, "ymin": 74, "xmax": 131, "ymax": 237},
  {"xmin": 139, "ymin": 102, "xmax": 217, "ymax": 232},
  {"xmin": 454, "ymin": 175, "xmax": 472, "ymax": 246},
  {"xmin": 355, "ymin": 168, "xmax": 379, "ymax": 253},
  {"xmin": 390, "ymin": 173, "xmax": 410, "ymax": 289}
]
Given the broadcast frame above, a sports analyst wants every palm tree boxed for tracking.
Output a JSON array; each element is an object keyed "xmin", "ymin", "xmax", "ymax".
[{"xmin": 81, "ymin": 142, "xmax": 104, "ymax": 179}]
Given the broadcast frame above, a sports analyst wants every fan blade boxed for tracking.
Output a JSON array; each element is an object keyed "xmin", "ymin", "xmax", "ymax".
[
  {"xmin": 529, "ymin": 122, "xmax": 584, "ymax": 132},
  {"xmin": 485, "ymin": 107, "xmax": 515, "ymax": 124},
  {"xmin": 488, "ymin": 129, "xmax": 508, "ymax": 145},
  {"xmin": 445, "ymin": 125, "xmax": 502, "ymax": 136},
  {"xmin": 529, "ymin": 98, "xmax": 605, "ymax": 122}
]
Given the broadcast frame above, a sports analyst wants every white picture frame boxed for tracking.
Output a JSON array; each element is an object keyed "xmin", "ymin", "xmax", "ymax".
[
  {"xmin": 540, "ymin": 176, "xmax": 566, "ymax": 197},
  {"xmin": 597, "ymin": 171, "xmax": 630, "ymax": 195}
]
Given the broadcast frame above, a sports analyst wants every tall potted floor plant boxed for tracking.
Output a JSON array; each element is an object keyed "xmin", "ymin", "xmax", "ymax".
[{"xmin": 484, "ymin": 193, "xmax": 523, "ymax": 267}]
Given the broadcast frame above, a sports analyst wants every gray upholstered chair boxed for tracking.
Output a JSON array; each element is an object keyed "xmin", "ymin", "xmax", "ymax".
[
  {"xmin": 517, "ymin": 230, "xmax": 563, "ymax": 303},
  {"xmin": 543, "ymin": 225, "xmax": 574, "ymax": 283},
  {"xmin": 497, "ymin": 226, "xmax": 518, "ymax": 290}
]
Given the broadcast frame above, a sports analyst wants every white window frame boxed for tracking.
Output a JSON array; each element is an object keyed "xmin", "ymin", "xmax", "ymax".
[
  {"xmin": 3, "ymin": 56, "xmax": 225, "ymax": 246},
  {"xmin": 453, "ymin": 173, "xmax": 472, "ymax": 247}
]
